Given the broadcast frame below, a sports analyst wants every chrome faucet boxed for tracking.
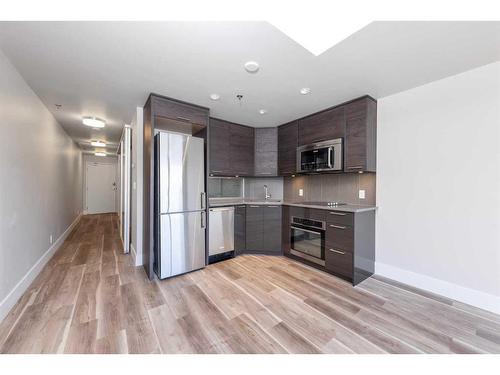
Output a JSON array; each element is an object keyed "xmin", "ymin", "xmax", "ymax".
[{"xmin": 264, "ymin": 184, "xmax": 271, "ymax": 200}]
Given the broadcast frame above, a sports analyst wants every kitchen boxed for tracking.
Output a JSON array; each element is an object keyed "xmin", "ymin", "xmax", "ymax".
[
  {"xmin": 0, "ymin": 19, "xmax": 499, "ymax": 359},
  {"xmin": 144, "ymin": 92, "xmax": 377, "ymax": 285}
]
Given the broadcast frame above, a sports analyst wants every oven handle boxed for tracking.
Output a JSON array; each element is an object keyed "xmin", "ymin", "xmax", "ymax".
[{"xmin": 290, "ymin": 225, "xmax": 322, "ymax": 235}]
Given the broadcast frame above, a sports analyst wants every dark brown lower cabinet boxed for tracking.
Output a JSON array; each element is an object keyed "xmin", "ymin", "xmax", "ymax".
[
  {"xmin": 262, "ymin": 205, "xmax": 282, "ymax": 254},
  {"xmin": 245, "ymin": 205, "xmax": 264, "ymax": 252},
  {"xmin": 284, "ymin": 206, "xmax": 375, "ymax": 285},
  {"xmin": 241, "ymin": 205, "xmax": 282, "ymax": 254},
  {"xmin": 234, "ymin": 205, "xmax": 246, "ymax": 255}
]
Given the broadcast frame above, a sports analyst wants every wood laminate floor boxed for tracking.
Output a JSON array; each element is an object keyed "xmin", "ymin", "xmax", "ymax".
[{"xmin": 1, "ymin": 214, "xmax": 500, "ymax": 354}]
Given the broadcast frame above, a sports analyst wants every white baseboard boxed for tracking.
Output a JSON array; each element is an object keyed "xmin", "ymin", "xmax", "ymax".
[
  {"xmin": 375, "ymin": 262, "xmax": 500, "ymax": 315},
  {"xmin": 130, "ymin": 243, "xmax": 143, "ymax": 267},
  {"xmin": 0, "ymin": 214, "xmax": 82, "ymax": 322}
]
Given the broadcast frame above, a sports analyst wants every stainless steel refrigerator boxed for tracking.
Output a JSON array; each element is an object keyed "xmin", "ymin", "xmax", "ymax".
[{"xmin": 154, "ymin": 131, "xmax": 206, "ymax": 279}]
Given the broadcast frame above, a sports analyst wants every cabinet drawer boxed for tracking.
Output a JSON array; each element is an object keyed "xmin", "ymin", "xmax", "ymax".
[
  {"xmin": 326, "ymin": 224, "xmax": 353, "ymax": 251},
  {"xmin": 325, "ymin": 248, "xmax": 353, "ymax": 279},
  {"xmin": 326, "ymin": 211, "xmax": 354, "ymax": 226},
  {"xmin": 289, "ymin": 206, "xmax": 326, "ymax": 222}
]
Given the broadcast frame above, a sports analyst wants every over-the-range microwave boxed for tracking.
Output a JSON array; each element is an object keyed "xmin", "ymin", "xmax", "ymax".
[{"xmin": 296, "ymin": 138, "xmax": 343, "ymax": 173}]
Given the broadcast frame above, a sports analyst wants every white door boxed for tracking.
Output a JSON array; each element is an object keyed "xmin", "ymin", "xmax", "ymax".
[{"xmin": 86, "ymin": 163, "xmax": 116, "ymax": 214}]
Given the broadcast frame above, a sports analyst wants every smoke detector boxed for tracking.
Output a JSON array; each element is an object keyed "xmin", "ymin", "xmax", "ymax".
[{"xmin": 244, "ymin": 61, "xmax": 260, "ymax": 73}]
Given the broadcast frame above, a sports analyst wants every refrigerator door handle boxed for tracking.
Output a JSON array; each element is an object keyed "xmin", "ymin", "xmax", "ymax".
[
  {"xmin": 201, "ymin": 192, "xmax": 206, "ymax": 209},
  {"xmin": 201, "ymin": 211, "xmax": 206, "ymax": 229}
]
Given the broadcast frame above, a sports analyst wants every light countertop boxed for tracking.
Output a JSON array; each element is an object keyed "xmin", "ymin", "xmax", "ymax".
[{"xmin": 209, "ymin": 198, "xmax": 377, "ymax": 213}]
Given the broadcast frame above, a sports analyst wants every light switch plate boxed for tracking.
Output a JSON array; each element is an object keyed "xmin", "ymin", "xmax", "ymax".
[
  {"xmin": 359, "ymin": 190, "xmax": 366, "ymax": 199},
  {"xmin": 298, "ymin": 188, "xmax": 304, "ymax": 197}
]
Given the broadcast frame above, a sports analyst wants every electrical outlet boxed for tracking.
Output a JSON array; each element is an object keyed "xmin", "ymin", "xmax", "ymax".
[
  {"xmin": 298, "ymin": 188, "xmax": 304, "ymax": 197},
  {"xmin": 49, "ymin": 235, "xmax": 53, "ymax": 244},
  {"xmin": 359, "ymin": 190, "xmax": 366, "ymax": 199}
]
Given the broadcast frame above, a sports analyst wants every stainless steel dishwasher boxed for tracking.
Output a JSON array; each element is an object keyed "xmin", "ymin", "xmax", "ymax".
[{"xmin": 208, "ymin": 207, "xmax": 235, "ymax": 263}]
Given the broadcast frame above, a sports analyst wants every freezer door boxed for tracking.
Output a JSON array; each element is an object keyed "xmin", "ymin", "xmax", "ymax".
[
  {"xmin": 158, "ymin": 132, "xmax": 205, "ymax": 214},
  {"xmin": 158, "ymin": 211, "xmax": 206, "ymax": 279}
]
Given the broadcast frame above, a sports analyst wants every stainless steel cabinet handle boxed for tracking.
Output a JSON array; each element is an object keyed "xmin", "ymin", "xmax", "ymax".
[
  {"xmin": 237, "ymin": 205, "xmax": 246, "ymax": 208},
  {"xmin": 249, "ymin": 205, "xmax": 261, "ymax": 208},
  {"xmin": 329, "ymin": 248, "xmax": 346, "ymax": 255},
  {"xmin": 329, "ymin": 224, "xmax": 346, "ymax": 230},
  {"xmin": 347, "ymin": 165, "xmax": 364, "ymax": 169},
  {"xmin": 266, "ymin": 205, "xmax": 279, "ymax": 208},
  {"xmin": 330, "ymin": 212, "xmax": 347, "ymax": 216},
  {"xmin": 211, "ymin": 170, "xmax": 223, "ymax": 173},
  {"xmin": 176, "ymin": 116, "xmax": 191, "ymax": 123}
]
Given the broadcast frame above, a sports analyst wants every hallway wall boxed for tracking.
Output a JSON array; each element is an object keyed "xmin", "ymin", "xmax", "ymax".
[{"xmin": 0, "ymin": 50, "xmax": 83, "ymax": 320}]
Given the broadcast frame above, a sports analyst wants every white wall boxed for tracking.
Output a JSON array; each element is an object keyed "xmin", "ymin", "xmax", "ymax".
[
  {"xmin": 0, "ymin": 50, "xmax": 83, "ymax": 320},
  {"xmin": 130, "ymin": 107, "xmax": 143, "ymax": 266},
  {"xmin": 376, "ymin": 61, "xmax": 500, "ymax": 313},
  {"xmin": 82, "ymin": 154, "xmax": 118, "ymax": 214}
]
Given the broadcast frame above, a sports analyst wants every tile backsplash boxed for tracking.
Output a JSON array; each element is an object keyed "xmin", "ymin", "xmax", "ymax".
[
  {"xmin": 283, "ymin": 173, "xmax": 376, "ymax": 205},
  {"xmin": 208, "ymin": 177, "xmax": 243, "ymax": 198},
  {"xmin": 244, "ymin": 177, "xmax": 284, "ymax": 200}
]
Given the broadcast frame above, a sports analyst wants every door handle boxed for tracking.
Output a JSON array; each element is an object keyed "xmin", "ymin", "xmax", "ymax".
[
  {"xmin": 330, "ymin": 212, "xmax": 347, "ymax": 216},
  {"xmin": 201, "ymin": 212, "xmax": 206, "ymax": 228},
  {"xmin": 201, "ymin": 192, "xmax": 206, "ymax": 209}
]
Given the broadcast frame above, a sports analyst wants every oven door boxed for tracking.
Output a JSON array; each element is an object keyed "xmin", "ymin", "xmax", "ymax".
[{"xmin": 290, "ymin": 225, "xmax": 325, "ymax": 266}]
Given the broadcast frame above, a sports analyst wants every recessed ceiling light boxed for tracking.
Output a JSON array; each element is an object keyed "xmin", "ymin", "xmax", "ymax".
[
  {"xmin": 91, "ymin": 141, "xmax": 106, "ymax": 147},
  {"xmin": 82, "ymin": 116, "xmax": 106, "ymax": 128},
  {"xmin": 259, "ymin": 109, "xmax": 267, "ymax": 115},
  {"xmin": 95, "ymin": 152, "xmax": 107, "ymax": 157},
  {"xmin": 209, "ymin": 93, "xmax": 220, "ymax": 101},
  {"xmin": 244, "ymin": 61, "xmax": 260, "ymax": 73},
  {"xmin": 300, "ymin": 87, "xmax": 311, "ymax": 95}
]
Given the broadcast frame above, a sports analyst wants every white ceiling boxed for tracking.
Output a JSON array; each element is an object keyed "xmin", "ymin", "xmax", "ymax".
[{"xmin": 0, "ymin": 21, "xmax": 499, "ymax": 151}]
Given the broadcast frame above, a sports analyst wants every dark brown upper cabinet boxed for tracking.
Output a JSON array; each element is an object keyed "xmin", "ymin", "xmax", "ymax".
[
  {"xmin": 254, "ymin": 127, "xmax": 278, "ymax": 176},
  {"xmin": 209, "ymin": 118, "xmax": 231, "ymax": 175},
  {"xmin": 344, "ymin": 97, "xmax": 377, "ymax": 173},
  {"xmin": 277, "ymin": 120, "xmax": 298, "ymax": 176},
  {"xmin": 209, "ymin": 118, "xmax": 254, "ymax": 177},
  {"xmin": 298, "ymin": 106, "xmax": 345, "ymax": 146},
  {"xmin": 230, "ymin": 123, "xmax": 254, "ymax": 176}
]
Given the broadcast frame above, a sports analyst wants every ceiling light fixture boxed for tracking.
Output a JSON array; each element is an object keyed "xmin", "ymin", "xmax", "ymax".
[
  {"xmin": 209, "ymin": 93, "xmax": 220, "ymax": 101},
  {"xmin": 82, "ymin": 116, "xmax": 106, "ymax": 128},
  {"xmin": 259, "ymin": 109, "xmax": 267, "ymax": 115},
  {"xmin": 95, "ymin": 152, "xmax": 107, "ymax": 157},
  {"xmin": 300, "ymin": 87, "xmax": 311, "ymax": 95},
  {"xmin": 91, "ymin": 141, "xmax": 106, "ymax": 147},
  {"xmin": 244, "ymin": 61, "xmax": 260, "ymax": 73}
]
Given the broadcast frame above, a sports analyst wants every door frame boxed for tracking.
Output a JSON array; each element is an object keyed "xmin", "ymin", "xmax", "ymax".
[
  {"xmin": 84, "ymin": 160, "xmax": 117, "ymax": 215},
  {"xmin": 118, "ymin": 125, "xmax": 132, "ymax": 254}
]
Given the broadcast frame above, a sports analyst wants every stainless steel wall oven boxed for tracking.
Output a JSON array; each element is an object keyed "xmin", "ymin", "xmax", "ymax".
[{"xmin": 290, "ymin": 216, "xmax": 326, "ymax": 266}]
